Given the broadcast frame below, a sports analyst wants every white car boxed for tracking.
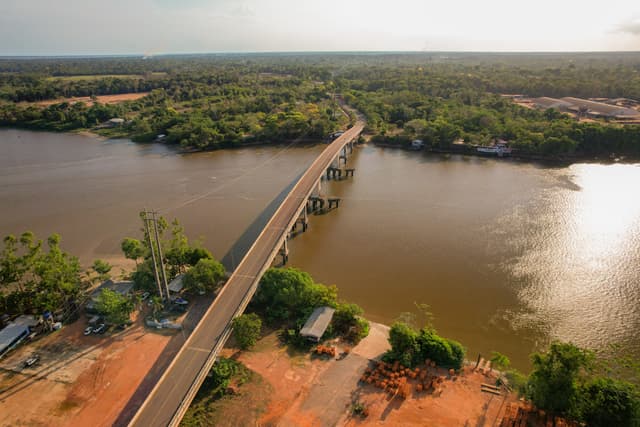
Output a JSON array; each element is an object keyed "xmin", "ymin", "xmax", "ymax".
[
  {"xmin": 83, "ymin": 326, "xmax": 93, "ymax": 336},
  {"xmin": 141, "ymin": 292, "xmax": 150, "ymax": 301}
]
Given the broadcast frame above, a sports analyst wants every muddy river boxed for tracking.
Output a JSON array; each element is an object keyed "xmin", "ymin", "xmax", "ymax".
[{"xmin": 2, "ymin": 129, "xmax": 639, "ymax": 369}]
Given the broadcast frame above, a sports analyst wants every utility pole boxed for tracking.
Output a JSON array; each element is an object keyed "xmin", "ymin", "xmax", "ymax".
[
  {"xmin": 143, "ymin": 209, "xmax": 164, "ymax": 302},
  {"xmin": 152, "ymin": 210, "xmax": 171, "ymax": 303}
]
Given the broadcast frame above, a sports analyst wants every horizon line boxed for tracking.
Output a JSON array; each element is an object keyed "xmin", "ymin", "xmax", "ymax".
[{"xmin": 2, "ymin": 49, "xmax": 640, "ymax": 59}]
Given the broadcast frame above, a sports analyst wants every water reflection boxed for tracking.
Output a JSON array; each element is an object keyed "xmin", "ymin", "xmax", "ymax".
[{"xmin": 505, "ymin": 163, "xmax": 640, "ymax": 355}]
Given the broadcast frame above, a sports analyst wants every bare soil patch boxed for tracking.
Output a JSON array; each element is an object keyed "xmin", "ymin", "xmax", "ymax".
[
  {"xmin": 220, "ymin": 322, "xmax": 523, "ymax": 427},
  {"xmin": 0, "ymin": 311, "xmax": 171, "ymax": 427},
  {"xmin": 33, "ymin": 93, "xmax": 149, "ymax": 107}
]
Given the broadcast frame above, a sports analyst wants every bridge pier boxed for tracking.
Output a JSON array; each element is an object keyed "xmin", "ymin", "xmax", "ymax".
[
  {"xmin": 326, "ymin": 167, "xmax": 343, "ymax": 180},
  {"xmin": 279, "ymin": 238, "xmax": 289, "ymax": 265},
  {"xmin": 345, "ymin": 168, "xmax": 355, "ymax": 177},
  {"xmin": 296, "ymin": 207, "xmax": 308, "ymax": 232},
  {"xmin": 339, "ymin": 155, "xmax": 347, "ymax": 166},
  {"xmin": 327, "ymin": 198, "xmax": 341, "ymax": 209}
]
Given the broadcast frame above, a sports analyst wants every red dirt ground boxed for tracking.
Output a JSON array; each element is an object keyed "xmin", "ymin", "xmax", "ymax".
[
  {"xmin": 34, "ymin": 93, "xmax": 149, "ymax": 107},
  {"xmin": 0, "ymin": 312, "xmax": 171, "ymax": 427}
]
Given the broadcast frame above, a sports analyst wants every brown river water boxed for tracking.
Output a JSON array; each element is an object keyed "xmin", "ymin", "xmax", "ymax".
[{"xmin": 1, "ymin": 129, "xmax": 639, "ymax": 370}]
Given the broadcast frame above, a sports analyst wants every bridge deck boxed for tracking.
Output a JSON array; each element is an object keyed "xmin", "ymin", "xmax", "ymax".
[{"xmin": 129, "ymin": 122, "xmax": 364, "ymax": 427}]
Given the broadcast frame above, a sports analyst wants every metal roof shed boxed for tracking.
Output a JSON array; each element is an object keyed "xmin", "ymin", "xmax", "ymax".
[
  {"xmin": 0, "ymin": 320, "xmax": 32, "ymax": 357},
  {"xmin": 300, "ymin": 306, "xmax": 335, "ymax": 342},
  {"xmin": 168, "ymin": 274, "xmax": 185, "ymax": 293}
]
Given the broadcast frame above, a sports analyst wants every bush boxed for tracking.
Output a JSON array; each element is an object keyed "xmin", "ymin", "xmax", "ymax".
[
  {"xmin": 232, "ymin": 313, "xmax": 262, "ymax": 350},
  {"xmin": 386, "ymin": 322, "xmax": 465, "ymax": 368},
  {"xmin": 332, "ymin": 302, "xmax": 370, "ymax": 343}
]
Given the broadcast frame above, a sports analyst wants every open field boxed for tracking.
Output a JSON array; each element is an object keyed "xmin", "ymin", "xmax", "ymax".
[
  {"xmin": 32, "ymin": 92, "xmax": 150, "ymax": 107},
  {"xmin": 44, "ymin": 75, "xmax": 142, "ymax": 82}
]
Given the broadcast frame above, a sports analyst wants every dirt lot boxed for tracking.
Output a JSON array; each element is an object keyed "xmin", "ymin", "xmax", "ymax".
[
  {"xmin": 0, "ymin": 311, "xmax": 172, "ymax": 427},
  {"xmin": 221, "ymin": 322, "xmax": 519, "ymax": 427},
  {"xmin": 33, "ymin": 93, "xmax": 149, "ymax": 107},
  {"xmin": 342, "ymin": 367, "xmax": 517, "ymax": 427}
]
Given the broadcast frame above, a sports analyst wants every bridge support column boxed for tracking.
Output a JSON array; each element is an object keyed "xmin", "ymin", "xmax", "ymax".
[
  {"xmin": 279, "ymin": 238, "xmax": 289, "ymax": 265},
  {"xmin": 345, "ymin": 168, "xmax": 355, "ymax": 177},
  {"xmin": 328, "ymin": 198, "xmax": 341, "ymax": 209},
  {"xmin": 296, "ymin": 208, "xmax": 308, "ymax": 232}
]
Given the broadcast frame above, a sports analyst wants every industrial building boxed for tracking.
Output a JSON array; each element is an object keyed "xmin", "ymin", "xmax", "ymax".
[{"xmin": 531, "ymin": 96, "xmax": 640, "ymax": 120}]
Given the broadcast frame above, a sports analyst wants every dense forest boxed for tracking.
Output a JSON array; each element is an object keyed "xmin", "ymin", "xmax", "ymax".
[{"xmin": 1, "ymin": 52, "xmax": 639, "ymax": 157}]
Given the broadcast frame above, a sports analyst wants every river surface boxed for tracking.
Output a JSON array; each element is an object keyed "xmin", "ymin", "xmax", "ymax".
[{"xmin": 1, "ymin": 129, "xmax": 639, "ymax": 370}]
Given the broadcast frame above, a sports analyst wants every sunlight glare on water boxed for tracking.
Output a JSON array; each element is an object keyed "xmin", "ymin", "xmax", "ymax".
[{"xmin": 508, "ymin": 163, "xmax": 640, "ymax": 353}]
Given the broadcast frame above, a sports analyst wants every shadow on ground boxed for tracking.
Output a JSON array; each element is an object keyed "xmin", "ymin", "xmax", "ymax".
[{"xmin": 114, "ymin": 172, "xmax": 303, "ymax": 426}]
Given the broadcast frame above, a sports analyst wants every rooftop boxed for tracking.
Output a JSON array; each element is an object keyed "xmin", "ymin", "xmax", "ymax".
[{"xmin": 300, "ymin": 306, "xmax": 335, "ymax": 342}]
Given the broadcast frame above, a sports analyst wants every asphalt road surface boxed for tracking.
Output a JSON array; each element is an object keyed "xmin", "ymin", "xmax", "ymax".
[{"xmin": 129, "ymin": 121, "xmax": 364, "ymax": 427}]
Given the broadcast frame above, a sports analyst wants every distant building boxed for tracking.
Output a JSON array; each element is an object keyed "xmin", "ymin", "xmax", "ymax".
[
  {"xmin": 531, "ymin": 96, "xmax": 640, "ymax": 120},
  {"xmin": 0, "ymin": 315, "xmax": 39, "ymax": 357},
  {"xmin": 85, "ymin": 280, "xmax": 135, "ymax": 313},
  {"xmin": 300, "ymin": 306, "xmax": 335, "ymax": 342},
  {"xmin": 531, "ymin": 97, "xmax": 573, "ymax": 111},
  {"xmin": 560, "ymin": 97, "xmax": 640, "ymax": 119},
  {"xmin": 106, "ymin": 118, "xmax": 125, "ymax": 127}
]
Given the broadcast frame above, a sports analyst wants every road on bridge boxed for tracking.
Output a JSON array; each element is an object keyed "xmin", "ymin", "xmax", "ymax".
[{"xmin": 128, "ymin": 119, "xmax": 365, "ymax": 427}]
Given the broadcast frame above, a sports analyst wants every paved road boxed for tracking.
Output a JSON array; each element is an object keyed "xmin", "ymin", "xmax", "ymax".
[{"xmin": 128, "ymin": 121, "xmax": 364, "ymax": 427}]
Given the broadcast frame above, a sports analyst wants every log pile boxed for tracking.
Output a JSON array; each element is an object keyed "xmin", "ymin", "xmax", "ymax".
[
  {"xmin": 315, "ymin": 345, "xmax": 336, "ymax": 357},
  {"xmin": 359, "ymin": 360, "xmax": 454, "ymax": 399}
]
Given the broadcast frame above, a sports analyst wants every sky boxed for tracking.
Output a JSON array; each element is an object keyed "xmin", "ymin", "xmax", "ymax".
[{"xmin": 1, "ymin": 0, "xmax": 640, "ymax": 55}]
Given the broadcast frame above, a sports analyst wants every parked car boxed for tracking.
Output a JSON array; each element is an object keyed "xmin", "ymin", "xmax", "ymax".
[
  {"xmin": 169, "ymin": 304, "xmax": 187, "ymax": 314},
  {"xmin": 93, "ymin": 323, "xmax": 106, "ymax": 334},
  {"xmin": 141, "ymin": 292, "xmax": 150, "ymax": 301},
  {"xmin": 173, "ymin": 297, "xmax": 189, "ymax": 305},
  {"xmin": 23, "ymin": 354, "xmax": 40, "ymax": 368},
  {"xmin": 83, "ymin": 326, "xmax": 93, "ymax": 336}
]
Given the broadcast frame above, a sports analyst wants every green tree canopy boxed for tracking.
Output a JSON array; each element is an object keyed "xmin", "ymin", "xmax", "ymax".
[
  {"xmin": 527, "ymin": 341, "xmax": 593, "ymax": 415},
  {"xmin": 95, "ymin": 288, "xmax": 134, "ymax": 325},
  {"xmin": 182, "ymin": 258, "xmax": 225, "ymax": 295},
  {"xmin": 121, "ymin": 237, "xmax": 144, "ymax": 265},
  {"xmin": 232, "ymin": 313, "xmax": 262, "ymax": 350}
]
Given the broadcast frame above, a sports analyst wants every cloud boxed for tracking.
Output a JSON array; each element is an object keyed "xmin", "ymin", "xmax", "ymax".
[{"xmin": 615, "ymin": 18, "xmax": 640, "ymax": 35}]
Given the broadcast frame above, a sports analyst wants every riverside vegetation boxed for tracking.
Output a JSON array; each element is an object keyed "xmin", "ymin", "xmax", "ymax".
[
  {"xmin": 1, "ymin": 231, "xmax": 638, "ymax": 425},
  {"xmin": 1, "ymin": 53, "xmax": 639, "ymax": 158}
]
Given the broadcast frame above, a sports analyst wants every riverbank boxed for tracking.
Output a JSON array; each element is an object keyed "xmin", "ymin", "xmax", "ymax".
[
  {"xmin": 197, "ymin": 323, "xmax": 521, "ymax": 426},
  {"xmin": 371, "ymin": 140, "xmax": 639, "ymax": 164}
]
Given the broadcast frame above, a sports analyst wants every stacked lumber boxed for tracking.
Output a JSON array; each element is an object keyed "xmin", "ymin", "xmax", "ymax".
[{"xmin": 315, "ymin": 345, "xmax": 336, "ymax": 357}]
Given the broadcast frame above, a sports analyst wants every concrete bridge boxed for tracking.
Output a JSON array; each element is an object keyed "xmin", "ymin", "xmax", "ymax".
[{"xmin": 128, "ymin": 121, "xmax": 364, "ymax": 427}]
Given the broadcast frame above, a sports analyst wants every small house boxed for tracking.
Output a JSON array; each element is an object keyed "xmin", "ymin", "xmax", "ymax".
[{"xmin": 300, "ymin": 306, "xmax": 335, "ymax": 342}]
